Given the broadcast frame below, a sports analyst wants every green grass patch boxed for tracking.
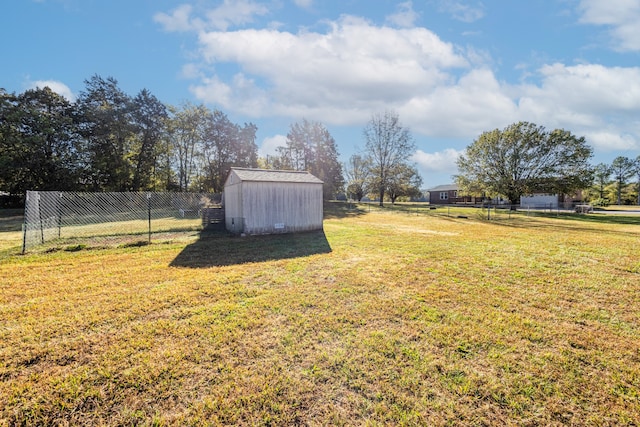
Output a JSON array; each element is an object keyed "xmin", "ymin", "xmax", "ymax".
[
  {"xmin": 0, "ymin": 205, "xmax": 639, "ymax": 425},
  {"xmin": 0, "ymin": 209, "xmax": 24, "ymax": 255}
]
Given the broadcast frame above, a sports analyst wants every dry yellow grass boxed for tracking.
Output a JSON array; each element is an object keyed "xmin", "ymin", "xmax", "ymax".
[{"xmin": 0, "ymin": 204, "xmax": 639, "ymax": 425}]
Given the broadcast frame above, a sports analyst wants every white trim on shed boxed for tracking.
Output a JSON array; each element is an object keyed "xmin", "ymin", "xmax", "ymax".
[{"xmin": 224, "ymin": 168, "xmax": 324, "ymax": 234}]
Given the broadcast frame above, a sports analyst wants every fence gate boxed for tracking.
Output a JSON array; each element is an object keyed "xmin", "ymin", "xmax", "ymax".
[{"xmin": 202, "ymin": 206, "xmax": 225, "ymax": 229}]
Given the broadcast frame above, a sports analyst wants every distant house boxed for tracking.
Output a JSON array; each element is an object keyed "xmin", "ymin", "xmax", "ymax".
[
  {"xmin": 520, "ymin": 192, "xmax": 584, "ymax": 210},
  {"xmin": 426, "ymin": 184, "xmax": 480, "ymax": 205},
  {"xmin": 223, "ymin": 168, "xmax": 324, "ymax": 235}
]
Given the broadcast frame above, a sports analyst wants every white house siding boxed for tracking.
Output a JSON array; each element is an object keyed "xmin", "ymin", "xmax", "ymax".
[{"xmin": 520, "ymin": 194, "xmax": 558, "ymax": 209}]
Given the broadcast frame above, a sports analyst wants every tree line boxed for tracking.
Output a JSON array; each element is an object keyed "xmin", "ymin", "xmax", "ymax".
[
  {"xmin": 7, "ymin": 83, "xmax": 637, "ymax": 209},
  {"xmin": 0, "ymin": 75, "xmax": 344, "ymax": 204},
  {"xmin": 590, "ymin": 156, "xmax": 640, "ymax": 206},
  {"xmin": 455, "ymin": 121, "xmax": 640, "ymax": 206}
]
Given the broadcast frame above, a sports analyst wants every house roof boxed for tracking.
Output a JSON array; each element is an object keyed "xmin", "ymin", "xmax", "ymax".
[
  {"xmin": 426, "ymin": 184, "xmax": 458, "ymax": 192},
  {"xmin": 228, "ymin": 168, "xmax": 324, "ymax": 184}
]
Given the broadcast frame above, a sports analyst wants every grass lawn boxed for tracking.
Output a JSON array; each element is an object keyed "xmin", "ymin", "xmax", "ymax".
[
  {"xmin": 0, "ymin": 209, "xmax": 24, "ymax": 256},
  {"xmin": 0, "ymin": 204, "xmax": 639, "ymax": 425}
]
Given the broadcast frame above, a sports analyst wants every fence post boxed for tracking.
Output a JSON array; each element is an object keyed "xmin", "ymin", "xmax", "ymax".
[
  {"xmin": 38, "ymin": 193, "xmax": 44, "ymax": 244},
  {"xmin": 58, "ymin": 192, "xmax": 63, "ymax": 239},
  {"xmin": 21, "ymin": 223, "xmax": 27, "ymax": 255},
  {"xmin": 22, "ymin": 192, "xmax": 30, "ymax": 254},
  {"xmin": 147, "ymin": 193, "xmax": 152, "ymax": 243}
]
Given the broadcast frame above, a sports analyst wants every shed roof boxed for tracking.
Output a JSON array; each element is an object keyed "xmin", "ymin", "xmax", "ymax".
[{"xmin": 228, "ymin": 168, "xmax": 324, "ymax": 184}]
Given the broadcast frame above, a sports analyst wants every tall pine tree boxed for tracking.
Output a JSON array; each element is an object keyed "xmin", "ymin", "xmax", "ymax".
[{"xmin": 277, "ymin": 119, "xmax": 344, "ymax": 199}]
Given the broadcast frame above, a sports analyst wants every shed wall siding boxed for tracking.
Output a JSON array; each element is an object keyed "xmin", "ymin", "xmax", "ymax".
[
  {"xmin": 224, "ymin": 182, "xmax": 244, "ymax": 232},
  {"xmin": 242, "ymin": 182, "xmax": 323, "ymax": 234}
]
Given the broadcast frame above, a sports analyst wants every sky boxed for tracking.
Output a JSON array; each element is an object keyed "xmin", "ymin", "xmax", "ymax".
[{"xmin": 2, "ymin": 0, "xmax": 640, "ymax": 188}]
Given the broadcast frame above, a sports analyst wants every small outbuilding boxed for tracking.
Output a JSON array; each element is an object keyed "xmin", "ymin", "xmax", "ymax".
[{"xmin": 223, "ymin": 168, "xmax": 324, "ymax": 235}]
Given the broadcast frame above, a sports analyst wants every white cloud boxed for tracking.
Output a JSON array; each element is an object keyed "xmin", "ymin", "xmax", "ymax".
[
  {"xmin": 578, "ymin": 0, "xmax": 640, "ymax": 51},
  {"xmin": 167, "ymin": 9, "xmax": 640, "ymax": 157},
  {"xmin": 154, "ymin": 4, "xmax": 198, "ymax": 32},
  {"xmin": 293, "ymin": 0, "xmax": 313, "ymax": 9},
  {"xmin": 400, "ymin": 68, "xmax": 518, "ymax": 138},
  {"xmin": 29, "ymin": 80, "xmax": 75, "ymax": 101},
  {"xmin": 180, "ymin": 63, "xmax": 203, "ymax": 79},
  {"xmin": 515, "ymin": 63, "xmax": 640, "ymax": 147},
  {"xmin": 406, "ymin": 62, "xmax": 640, "ymax": 151},
  {"xmin": 583, "ymin": 130, "xmax": 639, "ymax": 151},
  {"xmin": 537, "ymin": 63, "xmax": 640, "ymax": 113},
  {"xmin": 192, "ymin": 15, "xmax": 468, "ymax": 122},
  {"xmin": 259, "ymin": 134, "xmax": 286, "ymax": 158},
  {"xmin": 386, "ymin": 1, "xmax": 419, "ymax": 28},
  {"xmin": 190, "ymin": 75, "xmax": 234, "ymax": 107},
  {"xmin": 206, "ymin": 0, "xmax": 269, "ymax": 31},
  {"xmin": 154, "ymin": 1, "xmax": 269, "ymax": 32},
  {"xmin": 438, "ymin": 0, "xmax": 485, "ymax": 23},
  {"xmin": 412, "ymin": 148, "xmax": 462, "ymax": 173}
]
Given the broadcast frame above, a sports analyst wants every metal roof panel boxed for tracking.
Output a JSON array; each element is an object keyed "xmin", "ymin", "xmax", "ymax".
[{"xmin": 229, "ymin": 168, "xmax": 324, "ymax": 184}]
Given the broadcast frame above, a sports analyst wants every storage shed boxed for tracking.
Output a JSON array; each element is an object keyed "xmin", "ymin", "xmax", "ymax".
[{"xmin": 223, "ymin": 168, "xmax": 324, "ymax": 235}]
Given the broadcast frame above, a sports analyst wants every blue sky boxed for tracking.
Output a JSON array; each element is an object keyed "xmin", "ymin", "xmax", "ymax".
[{"xmin": 3, "ymin": 0, "xmax": 640, "ymax": 188}]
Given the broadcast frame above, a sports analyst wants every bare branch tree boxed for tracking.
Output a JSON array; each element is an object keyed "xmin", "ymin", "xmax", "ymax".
[{"xmin": 363, "ymin": 111, "xmax": 416, "ymax": 206}]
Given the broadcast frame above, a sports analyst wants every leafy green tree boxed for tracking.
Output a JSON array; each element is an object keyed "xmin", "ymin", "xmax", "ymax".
[
  {"xmin": 0, "ymin": 87, "xmax": 81, "ymax": 194},
  {"xmin": 603, "ymin": 181, "xmax": 619, "ymax": 205},
  {"xmin": 455, "ymin": 122, "xmax": 593, "ymax": 204},
  {"xmin": 165, "ymin": 102, "xmax": 209, "ymax": 191},
  {"xmin": 130, "ymin": 89, "xmax": 168, "ymax": 191},
  {"xmin": 237, "ymin": 123, "xmax": 259, "ymax": 166},
  {"xmin": 277, "ymin": 120, "xmax": 314, "ymax": 172},
  {"xmin": 635, "ymin": 155, "xmax": 640, "ymax": 206},
  {"xmin": 311, "ymin": 124, "xmax": 344, "ymax": 199},
  {"xmin": 386, "ymin": 163, "xmax": 423, "ymax": 204},
  {"xmin": 153, "ymin": 114, "xmax": 178, "ymax": 192},
  {"xmin": 363, "ymin": 111, "xmax": 416, "ymax": 206},
  {"xmin": 202, "ymin": 110, "xmax": 258, "ymax": 193},
  {"xmin": 586, "ymin": 162, "xmax": 613, "ymax": 205},
  {"xmin": 344, "ymin": 154, "xmax": 370, "ymax": 201},
  {"xmin": 0, "ymin": 89, "xmax": 18, "ymax": 193},
  {"xmin": 2, "ymin": 76, "xmax": 264, "ymax": 196},
  {"xmin": 592, "ymin": 163, "xmax": 612, "ymax": 201},
  {"xmin": 277, "ymin": 119, "xmax": 344, "ymax": 199},
  {"xmin": 76, "ymin": 75, "xmax": 134, "ymax": 191},
  {"xmin": 611, "ymin": 156, "xmax": 636, "ymax": 205}
]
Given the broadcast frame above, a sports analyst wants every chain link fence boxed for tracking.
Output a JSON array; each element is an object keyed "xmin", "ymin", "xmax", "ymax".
[
  {"xmin": 338, "ymin": 201, "xmax": 585, "ymax": 221},
  {"xmin": 22, "ymin": 191, "xmax": 222, "ymax": 253}
]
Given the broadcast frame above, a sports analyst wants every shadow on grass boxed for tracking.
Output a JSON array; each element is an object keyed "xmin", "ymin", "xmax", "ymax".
[
  {"xmin": 323, "ymin": 201, "xmax": 437, "ymax": 218},
  {"xmin": 169, "ymin": 228, "xmax": 332, "ymax": 268},
  {"xmin": 323, "ymin": 201, "xmax": 369, "ymax": 219},
  {"xmin": 554, "ymin": 212, "xmax": 640, "ymax": 226},
  {"xmin": 488, "ymin": 211, "xmax": 640, "ymax": 236},
  {"xmin": 504, "ymin": 211, "xmax": 640, "ymax": 226},
  {"xmin": 0, "ymin": 209, "xmax": 24, "ymax": 232}
]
